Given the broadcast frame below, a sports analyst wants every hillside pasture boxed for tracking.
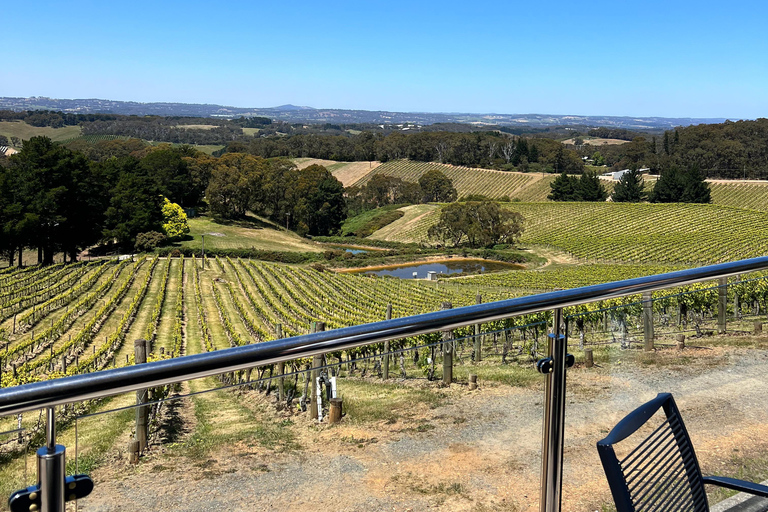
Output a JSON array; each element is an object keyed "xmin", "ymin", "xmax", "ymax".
[
  {"xmin": 0, "ymin": 121, "xmax": 81, "ymax": 144},
  {"xmin": 181, "ymin": 216, "xmax": 323, "ymax": 252},
  {"xmin": 368, "ymin": 204, "xmax": 440, "ymax": 243},
  {"xmin": 562, "ymin": 137, "xmax": 630, "ymax": 146}
]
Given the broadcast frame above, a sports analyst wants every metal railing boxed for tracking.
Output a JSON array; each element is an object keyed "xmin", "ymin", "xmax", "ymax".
[{"xmin": 2, "ymin": 255, "xmax": 768, "ymax": 512}]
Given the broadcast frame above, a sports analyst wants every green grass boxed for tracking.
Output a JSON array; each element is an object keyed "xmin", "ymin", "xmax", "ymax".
[
  {"xmin": 192, "ymin": 144, "xmax": 225, "ymax": 155},
  {"xmin": 180, "ymin": 215, "xmax": 323, "ymax": 253},
  {"xmin": 341, "ymin": 379, "xmax": 447, "ymax": 424},
  {"xmin": 452, "ymin": 362, "xmax": 540, "ymax": 387},
  {"xmin": 342, "ymin": 205, "xmax": 406, "ymax": 237},
  {"xmin": 0, "ymin": 121, "xmax": 82, "ymax": 145}
]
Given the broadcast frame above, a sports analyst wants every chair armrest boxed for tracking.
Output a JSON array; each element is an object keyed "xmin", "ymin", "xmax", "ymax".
[{"xmin": 702, "ymin": 476, "xmax": 768, "ymax": 498}]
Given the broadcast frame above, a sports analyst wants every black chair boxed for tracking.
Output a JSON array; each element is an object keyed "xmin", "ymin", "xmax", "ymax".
[{"xmin": 597, "ymin": 393, "xmax": 768, "ymax": 512}]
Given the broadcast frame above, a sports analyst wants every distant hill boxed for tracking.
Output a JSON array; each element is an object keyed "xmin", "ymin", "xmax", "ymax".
[{"xmin": 0, "ymin": 96, "xmax": 729, "ymax": 130}]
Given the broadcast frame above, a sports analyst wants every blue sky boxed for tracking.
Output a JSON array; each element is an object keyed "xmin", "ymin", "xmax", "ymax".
[{"xmin": 2, "ymin": 0, "xmax": 767, "ymax": 118}]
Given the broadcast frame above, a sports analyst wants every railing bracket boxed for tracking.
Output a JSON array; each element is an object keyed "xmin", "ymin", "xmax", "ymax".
[{"xmin": 536, "ymin": 354, "xmax": 574, "ymax": 374}]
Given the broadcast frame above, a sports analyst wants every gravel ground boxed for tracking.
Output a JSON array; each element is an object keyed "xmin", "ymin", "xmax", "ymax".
[{"xmin": 78, "ymin": 348, "xmax": 768, "ymax": 512}]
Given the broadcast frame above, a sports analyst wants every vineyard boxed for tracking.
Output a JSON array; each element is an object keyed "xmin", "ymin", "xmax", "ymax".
[
  {"xmin": 370, "ymin": 201, "xmax": 768, "ymax": 265},
  {"xmin": 2, "ymin": 254, "xmax": 768, "ymax": 509},
  {"xmin": 708, "ymin": 181, "xmax": 768, "ymax": 212},
  {"xmin": 354, "ymin": 160, "xmax": 542, "ymax": 199}
]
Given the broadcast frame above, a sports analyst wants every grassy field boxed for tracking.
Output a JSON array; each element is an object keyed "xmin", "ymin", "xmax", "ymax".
[
  {"xmin": 369, "ymin": 204, "xmax": 440, "ymax": 242},
  {"xmin": 369, "ymin": 201, "xmax": 768, "ymax": 264},
  {"xmin": 180, "ymin": 216, "xmax": 323, "ymax": 252},
  {"xmin": 0, "ymin": 121, "xmax": 82, "ymax": 145},
  {"xmin": 341, "ymin": 205, "xmax": 406, "ymax": 237}
]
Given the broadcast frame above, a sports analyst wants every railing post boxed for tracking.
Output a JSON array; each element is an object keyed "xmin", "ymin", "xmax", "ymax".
[
  {"xmin": 474, "ymin": 294, "xmax": 483, "ymax": 363},
  {"xmin": 441, "ymin": 302, "xmax": 453, "ymax": 385},
  {"xmin": 540, "ymin": 308, "xmax": 566, "ymax": 512},
  {"xmin": 276, "ymin": 324, "xmax": 285, "ymax": 402},
  {"xmin": 643, "ymin": 292, "xmax": 654, "ymax": 351},
  {"xmin": 38, "ymin": 406, "xmax": 65, "ymax": 512},
  {"xmin": 718, "ymin": 277, "xmax": 727, "ymax": 334},
  {"xmin": 134, "ymin": 339, "xmax": 148, "ymax": 453},
  {"xmin": 383, "ymin": 304, "xmax": 392, "ymax": 380},
  {"xmin": 310, "ymin": 322, "xmax": 325, "ymax": 420}
]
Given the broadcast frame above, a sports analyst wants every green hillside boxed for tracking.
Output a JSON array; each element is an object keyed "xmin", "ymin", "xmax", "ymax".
[
  {"xmin": 0, "ymin": 121, "xmax": 82, "ymax": 145},
  {"xmin": 370, "ymin": 202, "xmax": 768, "ymax": 265},
  {"xmin": 354, "ymin": 160, "xmax": 540, "ymax": 199}
]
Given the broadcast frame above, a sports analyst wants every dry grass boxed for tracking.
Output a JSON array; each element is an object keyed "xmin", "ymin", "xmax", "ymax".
[{"xmin": 0, "ymin": 121, "xmax": 82, "ymax": 144}]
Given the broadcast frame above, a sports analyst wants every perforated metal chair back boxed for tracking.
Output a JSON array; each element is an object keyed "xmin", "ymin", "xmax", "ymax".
[{"xmin": 597, "ymin": 393, "xmax": 708, "ymax": 512}]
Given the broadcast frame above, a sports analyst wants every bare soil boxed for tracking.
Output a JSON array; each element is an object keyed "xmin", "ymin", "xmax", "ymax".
[{"xmin": 78, "ymin": 346, "xmax": 768, "ymax": 512}]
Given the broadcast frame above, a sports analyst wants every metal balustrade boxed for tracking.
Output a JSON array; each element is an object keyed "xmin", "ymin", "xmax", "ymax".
[{"xmin": 2, "ymin": 255, "xmax": 768, "ymax": 512}]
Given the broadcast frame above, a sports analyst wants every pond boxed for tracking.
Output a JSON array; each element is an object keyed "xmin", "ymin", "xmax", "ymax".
[
  {"xmin": 355, "ymin": 259, "xmax": 523, "ymax": 279},
  {"xmin": 327, "ymin": 245, "xmax": 369, "ymax": 254}
]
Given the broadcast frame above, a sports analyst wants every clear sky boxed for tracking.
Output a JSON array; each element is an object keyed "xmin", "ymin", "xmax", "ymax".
[{"xmin": 2, "ymin": 0, "xmax": 767, "ymax": 118}]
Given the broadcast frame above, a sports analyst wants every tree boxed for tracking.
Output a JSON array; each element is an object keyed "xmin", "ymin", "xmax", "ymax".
[
  {"xmin": 428, "ymin": 201, "xmax": 524, "ymax": 248},
  {"xmin": 612, "ymin": 169, "xmax": 646, "ymax": 202},
  {"xmin": 205, "ymin": 153, "xmax": 267, "ymax": 218},
  {"xmin": 161, "ymin": 197, "xmax": 190, "ymax": 239},
  {"xmin": 288, "ymin": 164, "xmax": 346, "ymax": 236},
  {"xmin": 418, "ymin": 169, "xmax": 457, "ymax": 202},
  {"xmin": 8, "ymin": 136, "xmax": 105, "ymax": 263},
  {"xmin": 649, "ymin": 168, "xmax": 684, "ymax": 203},
  {"xmin": 680, "ymin": 166, "xmax": 711, "ymax": 203},
  {"xmin": 649, "ymin": 166, "xmax": 710, "ymax": 204},
  {"xmin": 548, "ymin": 172, "xmax": 580, "ymax": 201},
  {"xmin": 578, "ymin": 172, "xmax": 608, "ymax": 201},
  {"xmin": 104, "ymin": 159, "xmax": 164, "ymax": 246}
]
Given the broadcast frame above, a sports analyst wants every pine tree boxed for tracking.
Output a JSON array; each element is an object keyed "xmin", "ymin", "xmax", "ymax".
[
  {"xmin": 548, "ymin": 171, "xmax": 580, "ymax": 201},
  {"xmin": 680, "ymin": 166, "xmax": 711, "ymax": 203},
  {"xmin": 578, "ymin": 172, "xmax": 608, "ymax": 201},
  {"xmin": 612, "ymin": 169, "xmax": 645, "ymax": 202},
  {"xmin": 649, "ymin": 167, "xmax": 684, "ymax": 203}
]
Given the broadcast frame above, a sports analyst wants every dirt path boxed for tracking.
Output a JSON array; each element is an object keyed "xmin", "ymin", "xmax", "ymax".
[{"xmin": 78, "ymin": 348, "xmax": 768, "ymax": 512}]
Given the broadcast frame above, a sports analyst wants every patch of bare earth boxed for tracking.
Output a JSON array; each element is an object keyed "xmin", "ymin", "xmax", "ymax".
[{"xmin": 79, "ymin": 347, "xmax": 768, "ymax": 512}]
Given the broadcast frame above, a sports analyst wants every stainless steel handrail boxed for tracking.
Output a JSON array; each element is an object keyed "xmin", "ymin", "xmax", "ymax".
[{"xmin": 1, "ymin": 255, "xmax": 766, "ymax": 416}]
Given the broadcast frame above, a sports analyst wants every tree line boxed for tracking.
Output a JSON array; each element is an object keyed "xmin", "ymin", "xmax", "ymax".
[
  {"xmin": 580, "ymin": 119, "xmax": 768, "ymax": 179},
  {"xmin": 549, "ymin": 167, "xmax": 710, "ymax": 203},
  {"xmin": 0, "ymin": 137, "xmax": 209, "ymax": 265},
  {"xmin": 229, "ymin": 131, "xmax": 585, "ymax": 172}
]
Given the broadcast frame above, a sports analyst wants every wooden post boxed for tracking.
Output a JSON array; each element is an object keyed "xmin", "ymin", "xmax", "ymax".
[
  {"xmin": 442, "ymin": 302, "xmax": 453, "ymax": 385},
  {"xmin": 642, "ymin": 292, "xmax": 654, "ymax": 351},
  {"xmin": 328, "ymin": 398, "xmax": 343, "ymax": 424},
  {"xmin": 310, "ymin": 322, "xmax": 325, "ymax": 420},
  {"xmin": 60, "ymin": 355, "xmax": 67, "ymax": 374},
  {"xmin": 468, "ymin": 374, "xmax": 478, "ymax": 391},
  {"xmin": 676, "ymin": 334, "xmax": 686, "ymax": 350},
  {"xmin": 474, "ymin": 294, "xmax": 482, "ymax": 363},
  {"xmin": 718, "ymin": 277, "xmax": 727, "ymax": 334},
  {"xmin": 584, "ymin": 348, "xmax": 594, "ymax": 368},
  {"xmin": 134, "ymin": 339, "xmax": 149, "ymax": 453},
  {"xmin": 755, "ymin": 321, "xmax": 763, "ymax": 335},
  {"xmin": 276, "ymin": 324, "xmax": 285, "ymax": 402},
  {"xmin": 383, "ymin": 304, "xmax": 392, "ymax": 380},
  {"xmin": 128, "ymin": 439, "xmax": 140, "ymax": 464}
]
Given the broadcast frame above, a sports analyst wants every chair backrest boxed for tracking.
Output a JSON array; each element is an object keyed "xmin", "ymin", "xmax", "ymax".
[{"xmin": 597, "ymin": 393, "xmax": 709, "ymax": 512}]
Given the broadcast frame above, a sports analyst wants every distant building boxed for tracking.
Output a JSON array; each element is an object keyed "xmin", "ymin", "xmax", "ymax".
[
  {"xmin": 608, "ymin": 169, "xmax": 632, "ymax": 181},
  {"xmin": 0, "ymin": 146, "xmax": 18, "ymax": 156}
]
